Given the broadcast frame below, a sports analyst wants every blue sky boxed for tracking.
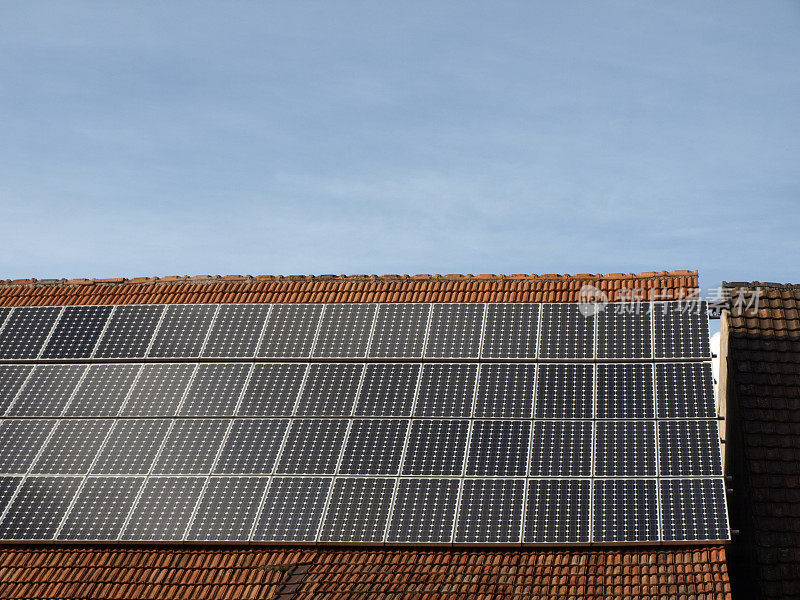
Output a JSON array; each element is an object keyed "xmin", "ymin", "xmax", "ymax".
[{"xmin": 1, "ymin": 1, "xmax": 799, "ymax": 294}]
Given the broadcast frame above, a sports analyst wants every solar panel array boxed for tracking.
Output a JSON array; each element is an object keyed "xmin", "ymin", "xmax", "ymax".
[{"xmin": 0, "ymin": 301, "xmax": 727, "ymax": 545}]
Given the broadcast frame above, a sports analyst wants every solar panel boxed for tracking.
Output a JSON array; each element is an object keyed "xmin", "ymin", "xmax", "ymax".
[
  {"xmin": 338, "ymin": 419, "xmax": 408, "ymax": 475},
  {"xmin": 121, "ymin": 476, "xmax": 205, "ymax": 541},
  {"xmin": 91, "ymin": 420, "xmax": 171, "ymax": 474},
  {"xmin": 178, "ymin": 363, "xmax": 250, "ymax": 416},
  {"xmin": 186, "ymin": 476, "xmax": 269, "ymax": 541},
  {"xmin": 413, "ymin": 363, "xmax": 477, "ymax": 418},
  {"xmin": 534, "ymin": 363, "xmax": 593, "ymax": 419},
  {"xmin": 466, "ymin": 421, "xmax": 530, "ymax": 477},
  {"xmin": 386, "ymin": 478, "xmax": 459, "ymax": 543},
  {"xmin": 368, "ymin": 303, "xmax": 430, "ymax": 359},
  {"xmin": 318, "ymin": 477, "xmax": 394, "ymax": 542},
  {"xmin": 64, "ymin": 364, "xmax": 139, "ymax": 417},
  {"xmin": 201, "ymin": 304, "xmax": 271, "ymax": 358},
  {"xmin": 654, "ymin": 301, "xmax": 710, "ymax": 358},
  {"xmin": 594, "ymin": 421, "xmax": 656, "ymax": 476},
  {"xmin": 151, "ymin": 419, "xmax": 229, "ymax": 474},
  {"xmin": 353, "ymin": 363, "xmax": 419, "ymax": 417},
  {"xmin": 41, "ymin": 305, "xmax": 113, "ymax": 359},
  {"xmin": 402, "ymin": 419, "xmax": 469, "ymax": 476},
  {"xmin": 474, "ymin": 363, "xmax": 536, "ymax": 418},
  {"xmin": 0, "ymin": 476, "xmax": 82, "ymax": 539},
  {"xmin": 213, "ymin": 419, "xmax": 289, "ymax": 474},
  {"xmin": 424, "ymin": 304, "xmax": 484, "ymax": 359},
  {"xmin": 93, "ymin": 305, "xmax": 163, "ymax": 358},
  {"xmin": 455, "ymin": 479, "xmax": 524, "ymax": 544},
  {"xmin": 6, "ymin": 364, "xmax": 86, "ymax": 417},
  {"xmin": 659, "ymin": 420, "xmax": 722, "ymax": 476},
  {"xmin": 660, "ymin": 478, "xmax": 729, "ymax": 541},
  {"xmin": 0, "ymin": 307, "xmax": 10, "ymax": 331},
  {"xmin": 257, "ymin": 304, "xmax": 322, "ymax": 359},
  {"xmin": 0, "ymin": 307, "xmax": 61, "ymax": 360},
  {"xmin": 0, "ymin": 420, "xmax": 55, "ymax": 473},
  {"xmin": 530, "ymin": 421, "xmax": 592, "ymax": 476},
  {"xmin": 295, "ymin": 363, "xmax": 362, "ymax": 417},
  {"xmin": 275, "ymin": 419, "xmax": 349, "ymax": 474},
  {"xmin": 57, "ymin": 476, "xmax": 144, "ymax": 540},
  {"xmin": 252, "ymin": 476, "xmax": 331, "ymax": 542},
  {"xmin": 596, "ymin": 363, "xmax": 654, "ymax": 419},
  {"xmin": 237, "ymin": 363, "xmax": 306, "ymax": 417},
  {"xmin": 31, "ymin": 419, "xmax": 114, "ymax": 474},
  {"xmin": 0, "ymin": 477, "xmax": 20, "ymax": 517},
  {"xmin": 524, "ymin": 479, "xmax": 590, "ymax": 543},
  {"xmin": 597, "ymin": 307, "xmax": 652, "ymax": 359},
  {"xmin": 481, "ymin": 303, "xmax": 539, "ymax": 359},
  {"xmin": 312, "ymin": 304, "xmax": 376, "ymax": 358},
  {"xmin": 119, "ymin": 363, "xmax": 195, "ymax": 417},
  {"xmin": 656, "ymin": 362, "xmax": 715, "ymax": 419},
  {"xmin": 539, "ymin": 304, "xmax": 594, "ymax": 359},
  {"xmin": 147, "ymin": 304, "xmax": 217, "ymax": 358},
  {"xmin": 592, "ymin": 479, "xmax": 659, "ymax": 543},
  {"xmin": 0, "ymin": 365, "xmax": 33, "ymax": 415}
]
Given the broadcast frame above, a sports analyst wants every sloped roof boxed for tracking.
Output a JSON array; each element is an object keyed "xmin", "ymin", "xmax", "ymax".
[{"xmin": 723, "ymin": 282, "xmax": 800, "ymax": 599}]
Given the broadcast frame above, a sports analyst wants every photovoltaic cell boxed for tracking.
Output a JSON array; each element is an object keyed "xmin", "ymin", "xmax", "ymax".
[
  {"xmin": 481, "ymin": 303, "xmax": 539, "ymax": 359},
  {"xmin": 525, "ymin": 479, "xmax": 590, "ymax": 543},
  {"xmin": 0, "ymin": 420, "xmax": 55, "ymax": 473},
  {"xmin": 121, "ymin": 476, "xmax": 205, "ymax": 541},
  {"xmin": 424, "ymin": 304, "xmax": 484, "ymax": 359},
  {"xmin": 656, "ymin": 362, "xmax": 715, "ymax": 419},
  {"xmin": 41, "ymin": 305, "xmax": 113, "ymax": 359},
  {"xmin": 295, "ymin": 363, "xmax": 361, "ymax": 416},
  {"xmin": 594, "ymin": 421, "xmax": 656, "ymax": 476},
  {"xmin": 659, "ymin": 420, "xmax": 722, "ymax": 476},
  {"xmin": 593, "ymin": 479, "xmax": 659, "ymax": 543},
  {"xmin": 0, "ymin": 307, "xmax": 9, "ymax": 331},
  {"xmin": 186, "ymin": 476, "xmax": 269, "ymax": 541},
  {"xmin": 0, "ymin": 365, "xmax": 33, "ymax": 415},
  {"xmin": 354, "ymin": 363, "xmax": 419, "ymax": 417},
  {"xmin": 596, "ymin": 363, "xmax": 654, "ymax": 419},
  {"xmin": 660, "ymin": 478, "xmax": 729, "ymax": 541},
  {"xmin": 213, "ymin": 419, "xmax": 289, "ymax": 474},
  {"xmin": 597, "ymin": 307, "xmax": 652, "ymax": 359},
  {"xmin": 455, "ymin": 479, "xmax": 524, "ymax": 544},
  {"xmin": 0, "ymin": 477, "xmax": 20, "ymax": 516},
  {"xmin": 237, "ymin": 363, "xmax": 306, "ymax": 416},
  {"xmin": 387, "ymin": 478, "xmax": 459, "ymax": 543},
  {"xmin": 530, "ymin": 421, "xmax": 592, "ymax": 477},
  {"xmin": 539, "ymin": 304, "xmax": 594, "ymax": 359},
  {"xmin": 257, "ymin": 304, "xmax": 322, "ymax": 359},
  {"xmin": 319, "ymin": 477, "xmax": 395, "ymax": 542},
  {"xmin": 179, "ymin": 363, "xmax": 250, "ymax": 416},
  {"xmin": 151, "ymin": 419, "xmax": 229, "ymax": 474},
  {"xmin": 368, "ymin": 303, "xmax": 429, "ymax": 358},
  {"xmin": 466, "ymin": 421, "xmax": 530, "ymax": 477},
  {"xmin": 201, "ymin": 304, "xmax": 271, "ymax": 358},
  {"xmin": 64, "ymin": 364, "xmax": 140, "ymax": 417},
  {"xmin": 252, "ymin": 476, "xmax": 331, "ymax": 542},
  {"xmin": 0, "ymin": 476, "xmax": 81, "ymax": 540},
  {"xmin": 91, "ymin": 420, "xmax": 171, "ymax": 474},
  {"xmin": 474, "ymin": 363, "xmax": 536, "ymax": 418},
  {"xmin": 275, "ymin": 419, "xmax": 349, "ymax": 474},
  {"xmin": 147, "ymin": 304, "xmax": 217, "ymax": 358},
  {"xmin": 7, "ymin": 364, "xmax": 86, "ymax": 417},
  {"xmin": 339, "ymin": 419, "xmax": 409, "ymax": 475},
  {"xmin": 119, "ymin": 363, "xmax": 195, "ymax": 417},
  {"xmin": 534, "ymin": 363, "xmax": 593, "ymax": 419},
  {"xmin": 413, "ymin": 364, "xmax": 477, "ymax": 418},
  {"xmin": 0, "ymin": 307, "xmax": 61, "ymax": 360},
  {"xmin": 654, "ymin": 301, "xmax": 711, "ymax": 358},
  {"xmin": 31, "ymin": 419, "xmax": 114, "ymax": 474},
  {"xmin": 402, "ymin": 420, "xmax": 469, "ymax": 476},
  {"xmin": 312, "ymin": 304, "xmax": 376, "ymax": 358},
  {"xmin": 57, "ymin": 476, "xmax": 144, "ymax": 540},
  {"xmin": 93, "ymin": 305, "xmax": 163, "ymax": 359}
]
